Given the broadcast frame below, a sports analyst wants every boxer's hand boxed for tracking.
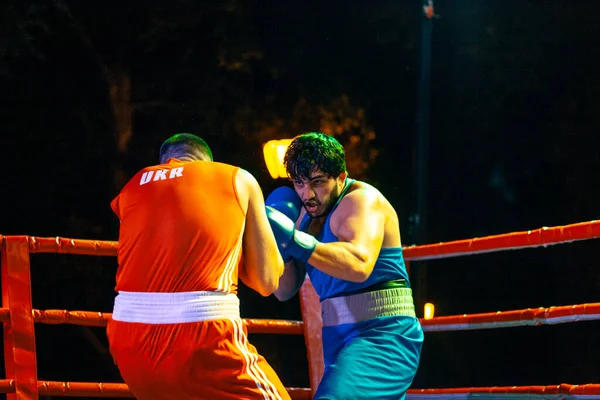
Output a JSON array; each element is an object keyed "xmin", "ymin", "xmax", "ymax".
[
  {"xmin": 265, "ymin": 186, "xmax": 302, "ymax": 222},
  {"xmin": 265, "ymin": 186, "xmax": 303, "ymax": 262},
  {"xmin": 266, "ymin": 206, "xmax": 317, "ymax": 263}
]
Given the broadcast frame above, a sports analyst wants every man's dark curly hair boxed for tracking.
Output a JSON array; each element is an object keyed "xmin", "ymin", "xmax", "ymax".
[{"xmin": 284, "ymin": 132, "xmax": 346, "ymax": 180}]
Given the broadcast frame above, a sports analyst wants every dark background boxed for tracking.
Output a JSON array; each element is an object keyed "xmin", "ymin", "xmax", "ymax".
[{"xmin": 2, "ymin": 0, "xmax": 600, "ymax": 396}]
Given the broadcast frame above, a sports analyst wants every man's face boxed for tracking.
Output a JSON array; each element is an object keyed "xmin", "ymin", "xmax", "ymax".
[{"xmin": 291, "ymin": 169, "xmax": 347, "ymax": 218}]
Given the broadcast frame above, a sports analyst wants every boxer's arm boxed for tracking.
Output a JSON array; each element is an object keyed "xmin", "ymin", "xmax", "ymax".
[
  {"xmin": 273, "ymin": 259, "xmax": 306, "ymax": 301},
  {"xmin": 238, "ymin": 258, "xmax": 260, "ymax": 293},
  {"xmin": 237, "ymin": 169, "xmax": 284, "ymax": 296},
  {"xmin": 307, "ymin": 189, "xmax": 384, "ymax": 282}
]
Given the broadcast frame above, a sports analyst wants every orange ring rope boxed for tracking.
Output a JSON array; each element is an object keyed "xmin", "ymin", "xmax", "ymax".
[
  {"xmin": 0, "ymin": 379, "xmax": 312, "ymax": 399},
  {"xmin": 2, "ymin": 301, "xmax": 599, "ymax": 332},
  {"xmin": 407, "ymin": 384, "xmax": 600, "ymax": 399},
  {"xmin": 0, "ymin": 308, "xmax": 304, "ymax": 334},
  {"xmin": 420, "ymin": 302, "xmax": 600, "ymax": 331},
  {"xmin": 24, "ymin": 236, "xmax": 118, "ymax": 256},
  {"xmin": 403, "ymin": 220, "xmax": 600, "ymax": 261}
]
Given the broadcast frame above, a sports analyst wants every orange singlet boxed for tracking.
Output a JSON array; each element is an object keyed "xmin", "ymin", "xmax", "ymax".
[{"xmin": 107, "ymin": 158, "xmax": 289, "ymax": 400}]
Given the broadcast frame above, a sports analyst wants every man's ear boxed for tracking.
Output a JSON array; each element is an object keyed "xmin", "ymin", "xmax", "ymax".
[{"xmin": 338, "ymin": 171, "xmax": 348, "ymax": 183}]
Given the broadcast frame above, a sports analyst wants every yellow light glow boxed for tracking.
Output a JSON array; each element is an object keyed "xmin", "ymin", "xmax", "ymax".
[
  {"xmin": 424, "ymin": 303, "xmax": 435, "ymax": 320},
  {"xmin": 263, "ymin": 139, "xmax": 293, "ymax": 179}
]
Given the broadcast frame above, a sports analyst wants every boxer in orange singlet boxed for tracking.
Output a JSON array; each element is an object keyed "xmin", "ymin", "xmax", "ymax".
[{"xmin": 107, "ymin": 133, "xmax": 290, "ymax": 400}]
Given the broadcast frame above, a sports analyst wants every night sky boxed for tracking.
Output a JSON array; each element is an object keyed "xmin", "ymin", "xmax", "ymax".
[{"xmin": 2, "ymin": 0, "xmax": 600, "ymax": 397}]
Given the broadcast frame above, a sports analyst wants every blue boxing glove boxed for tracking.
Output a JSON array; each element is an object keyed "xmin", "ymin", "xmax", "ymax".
[
  {"xmin": 265, "ymin": 206, "xmax": 317, "ymax": 264},
  {"xmin": 265, "ymin": 186, "xmax": 302, "ymax": 222},
  {"xmin": 265, "ymin": 186, "xmax": 304, "ymax": 262}
]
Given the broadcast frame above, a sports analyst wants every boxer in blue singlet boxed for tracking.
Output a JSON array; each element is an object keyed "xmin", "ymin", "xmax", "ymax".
[{"xmin": 265, "ymin": 132, "xmax": 423, "ymax": 400}]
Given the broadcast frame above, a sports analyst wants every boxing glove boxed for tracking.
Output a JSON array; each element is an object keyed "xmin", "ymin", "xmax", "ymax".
[
  {"xmin": 265, "ymin": 186, "xmax": 302, "ymax": 222},
  {"xmin": 265, "ymin": 206, "xmax": 317, "ymax": 264}
]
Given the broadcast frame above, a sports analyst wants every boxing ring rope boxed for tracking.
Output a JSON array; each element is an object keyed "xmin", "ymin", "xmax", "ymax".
[
  {"xmin": 1, "ymin": 220, "xmax": 600, "ymax": 399},
  {"xmin": 403, "ymin": 220, "xmax": 600, "ymax": 261}
]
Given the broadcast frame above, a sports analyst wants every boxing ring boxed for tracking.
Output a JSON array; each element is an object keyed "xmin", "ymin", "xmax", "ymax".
[{"xmin": 2, "ymin": 220, "xmax": 600, "ymax": 400}]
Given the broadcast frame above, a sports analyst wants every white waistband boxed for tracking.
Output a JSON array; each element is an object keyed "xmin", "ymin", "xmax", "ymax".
[
  {"xmin": 112, "ymin": 291, "xmax": 240, "ymax": 324},
  {"xmin": 321, "ymin": 288, "xmax": 416, "ymax": 327}
]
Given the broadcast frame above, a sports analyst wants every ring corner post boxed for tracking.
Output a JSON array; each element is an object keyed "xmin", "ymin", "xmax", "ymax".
[
  {"xmin": 298, "ymin": 275, "xmax": 324, "ymax": 398},
  {"xmin": 2, "ymin": 236, "xmax": 39, "ymax": 400}
]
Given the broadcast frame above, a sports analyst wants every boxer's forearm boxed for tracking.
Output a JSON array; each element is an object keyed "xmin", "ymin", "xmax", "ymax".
[
  {"xmin": 238, "ymin": 265, "xmax": 264, "ymax": 295},
  {"xmin": 307, "ymin": 241, "xmax": 375, "ymax": 283},
  {"xmin": 238, "ymin": 261, "xmax": 281, "ymax": 297},
  {"xmin": 273, "ymin": 259, "xmax": 305, "ymax": 301}
]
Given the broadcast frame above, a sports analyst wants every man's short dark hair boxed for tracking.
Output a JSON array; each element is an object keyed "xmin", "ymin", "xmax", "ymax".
[
  {"xmin": 159, "ymin": 133, "xmax": 213, "ymax": 163},
  {"xmin": 284, "ymin": 132, "xmax": 346, "ymax": 180}
]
